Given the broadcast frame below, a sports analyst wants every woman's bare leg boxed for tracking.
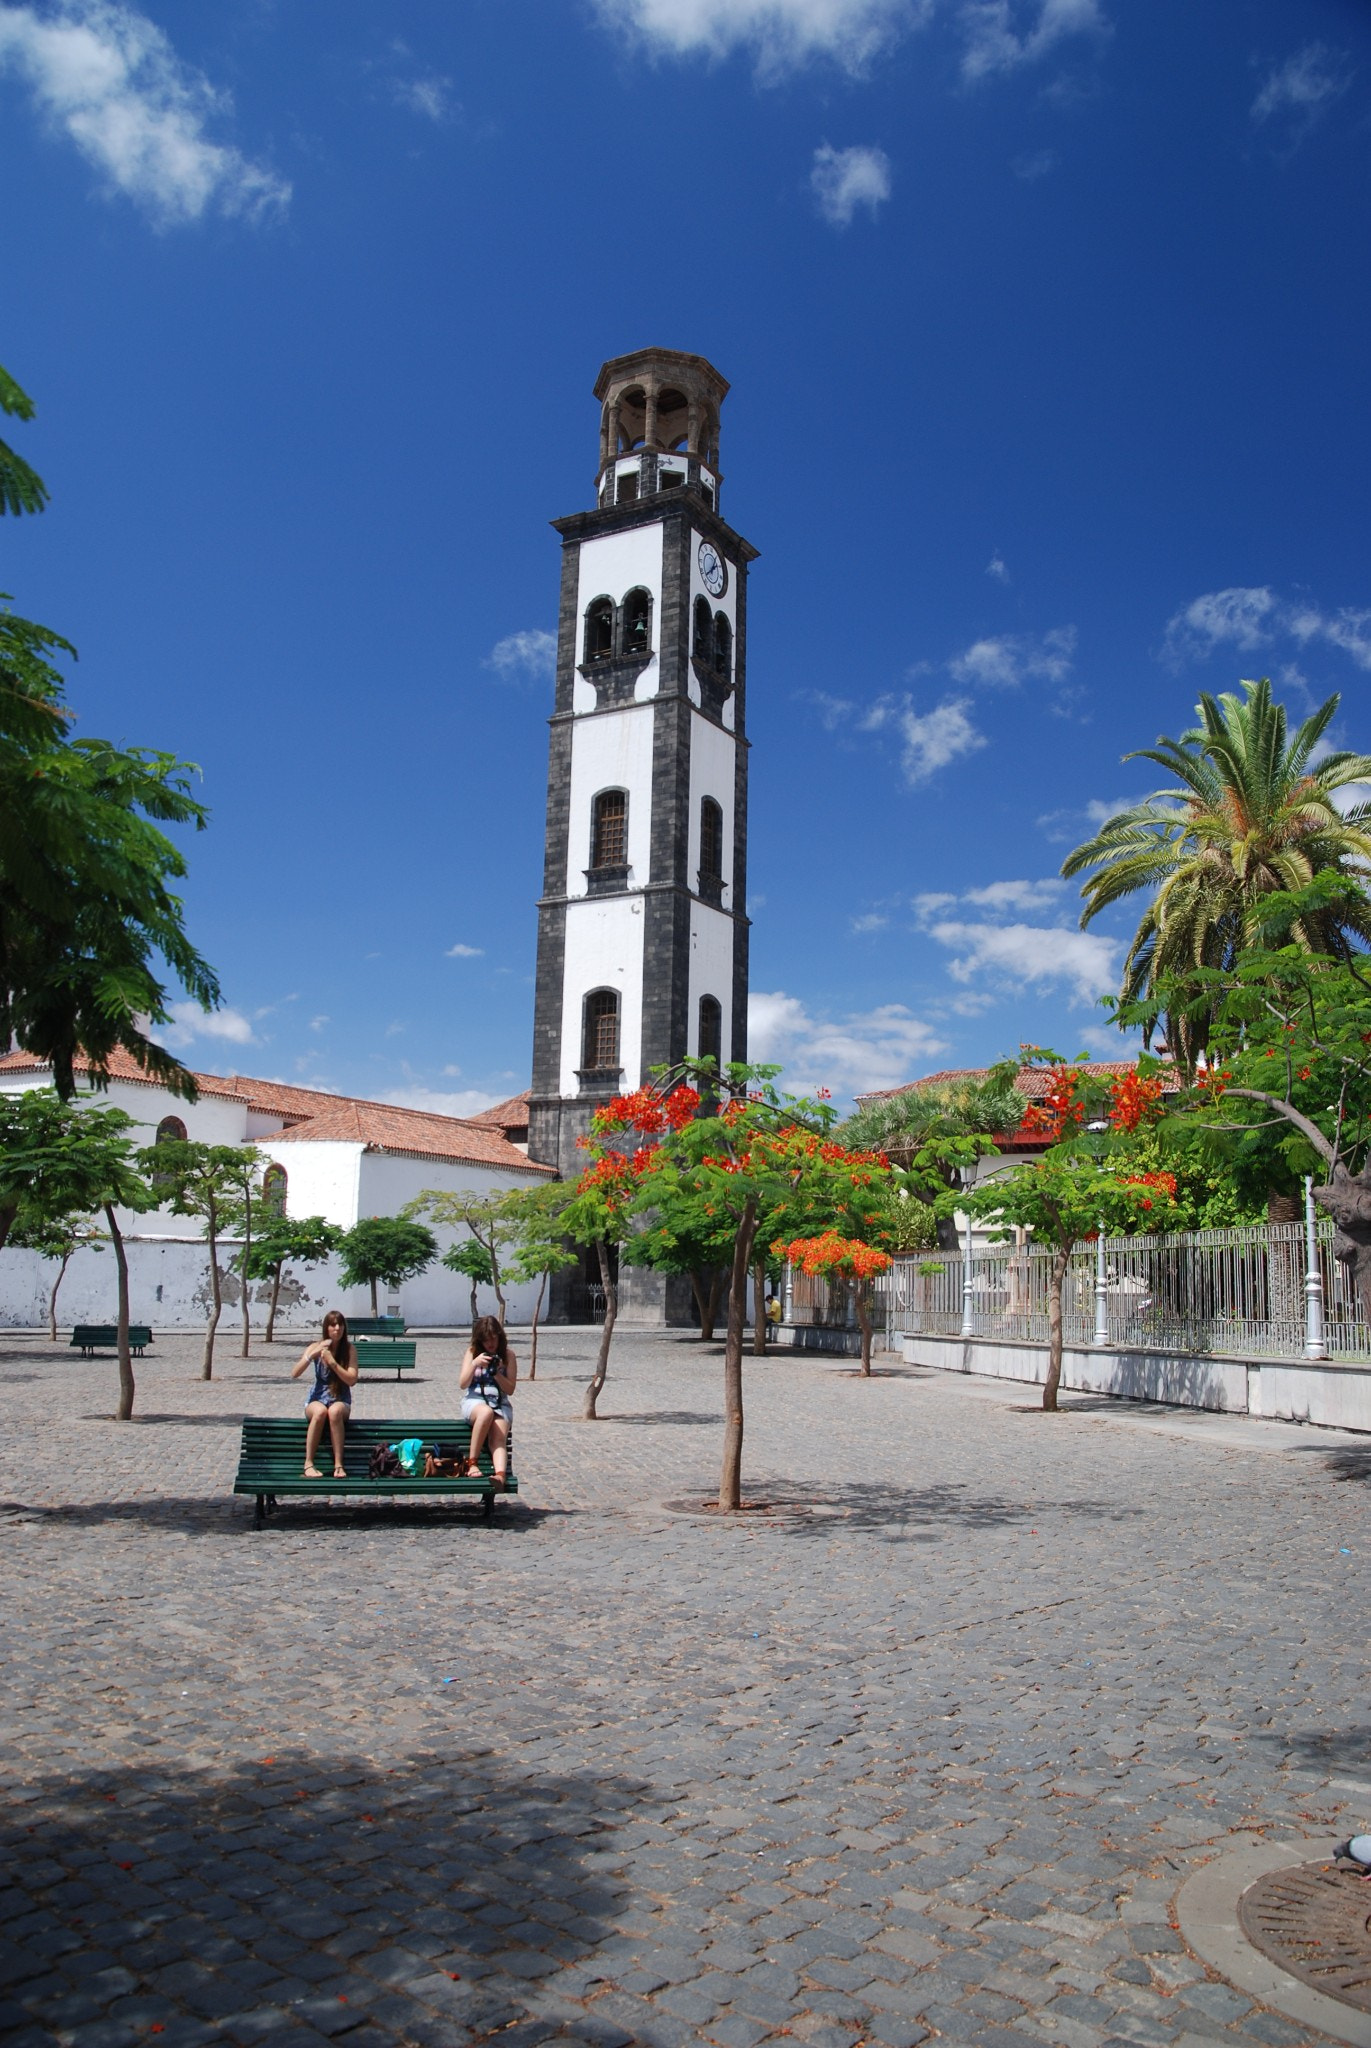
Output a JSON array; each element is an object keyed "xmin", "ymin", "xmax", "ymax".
[
  {"xmin": 489, "ymin": 1413, "xmax": 509, "ymax": 1485},
  {"xmin": 304, "ymin": 1404, "xmax": 327, "ymax": 1475},
  {"xmin": 327, "ymin": 1401, "xmax": 349, "ymax": 1477},
  {"xmin": 466, "ymin": 1404, "xmax": 493, "ymax": 1473}
]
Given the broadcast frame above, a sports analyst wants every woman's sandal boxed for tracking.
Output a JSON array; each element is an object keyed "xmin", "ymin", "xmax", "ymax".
[
  {"xmin": 303, "ymin": 1465, "xmax": 322, "ymax": 1479},
  {"xmin": 465, "ymin": 1459, "xmax": 484, "ymax": 1479}
]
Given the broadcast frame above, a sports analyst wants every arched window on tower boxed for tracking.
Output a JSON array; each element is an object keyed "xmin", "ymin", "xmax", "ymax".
[
  {"xmin": 714, "ymin": 612, "xmax": 732, "ymax": 678},
  {"xmin": 590, "ymin": 789, "xmax": 628, "ymax": 873},
  {"xmin": 699, "ymin": 797, "xmax": 724, "ymax": 900},
  {"xmin": 693, "ymin": 595, "xmax": 712, "ymax": 662},
  {"xmin": 584, "ymin": 596, "xmax": 614, "ymax": 663},
  {"xmin": 582, "ymin": 989, "xmax": 621, "ymax": 1076},
  {"xmin": 623, "ymin": 587, "xmax": 652, "ymax": 656},
  {"xmin": 262, "ymin": 1163, "xmax": 288, "ymax": 1217},
  {"xmin": 698, "ymin": 995, "xmax": 722, "ymax": 1068}
]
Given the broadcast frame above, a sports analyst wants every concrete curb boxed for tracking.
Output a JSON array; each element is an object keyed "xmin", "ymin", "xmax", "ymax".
[{"xmin": 1174, "ymin": 1832, "xmax": 1371, "ymax": 2046}]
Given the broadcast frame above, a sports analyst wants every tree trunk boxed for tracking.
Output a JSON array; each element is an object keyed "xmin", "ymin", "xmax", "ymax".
[
  {"xmin": 491, "ymin": 1241, "xmax": 507, "ymax": 1326},
  {"xmin": 0, "ymin": 1202, "xmax": 15, "ymax": 1253},
  {"xmin": 528, "ymin": 1271, "xmax": 547, "ymax": 1381},
  {"xmin": 1044, "ymin": 1242, "xmax": 1072, "ymax": 1411},
  {"xmin": 265, "ymin": 1260, "xmax": 283, "ymax": 1344},
  {"xmin": 1316, "ymin": 1167, "xmax": 1371, "ymax": 1323},
  {"xmin": 752, "ymin": 1258, "xmax": 767, "ymax": 1355},
  {"xmin": 240, "ymin": 1188, "xmax": 253, "ymax": 1358},
  {"xmin": 49, "ymin": 1249, "xmax": 72, "ymax": 1341},
  {"xmin": 202, "ymin": 1201, "xmax": 222, "ymax": 1381},
  {"xmin": 690, "ymin": 1267, "xmax": 715, "ymax": 1341},
  {"xmin": 719, "ymin": 1198, "xmax": 758, "ymax": 1510},
  {"xmin": 469, "ymin": 1276, "xmax": 478, "ymax": 1323},
  {"xmin": 855, "ymin": 1280, "xmax": 873, "ymax": 1377},
  {"xmin": 583, "ymin": 1239, "xmax": 617, "ymax": 1420},
  {"xmin": 106, "ymin": 1205, "xmax": 134, "ymax": 1421},
  {"xmin": 370, "ymin": 1274, "xmax": 379, "ymax": 1314}
]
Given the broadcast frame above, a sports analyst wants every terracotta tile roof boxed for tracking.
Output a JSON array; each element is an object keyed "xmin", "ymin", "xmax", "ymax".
[
  {"xmin": 0, "ymin": 1050, "xmax": 550, "ymax": 1174},
  {"xmin": 0, "ymin": 1047, "xmax": 250, "ymax": 1102},
  {"xmin": 266, "ymin": 1099, "xmax": 553, "ymax": 1173},
  {"xmin": 465, "ymin": 1089, "xmax": 531, "ymax": 1133}
]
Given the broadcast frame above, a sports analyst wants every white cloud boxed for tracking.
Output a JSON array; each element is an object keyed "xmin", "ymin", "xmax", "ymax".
[
  {"xmin": 0, "ymin": 1, "xmax": 289, "ymax": 226},
  {"xmin": 163, "ymin": 1001, "xmax": 255, "ymax": 1048},
  {"xmin": 748, "ymin": 989, "xmax": 947, "ymax": 1102},
  {"xmin": 1164, "ymin": 585, "xmax": 1371, "ymax": 673},
  {"xmin": 1011, "ymin": 146, "xmax": 1056, "ymax": 179},
  {"xmin": 851, "ymin": 911, "xmax": 889, "ymax": 933},
  {"xmin": 948, "ymin": 624, "xmax": 1075, "ymax": 687},
  {"xmin": 925, "ymin": 919, "xmax": 1117, "ymax": 1003},
  {"xmin": 1252, "ymin": 42, "xmax": 1350, "ymax": 128},
  {"xmin": 446, "ymin": 942, "xmax": 484, "ymax": 959},
  {"xmin": 985, "ymin": 550, "xmax": 1009, "ymax": 581},
  {"xmin": 592, "ymin": 0, "xmax": 925, "ymax": 77},
  {"xmin": 810, "ymin": 141, "xmax": 891, "ymax": 226},
  {"xmin": 958, "ymin": 0, "xmax": 1108, "ymax": 84},
  {"xmin": 960, "ymin": 876, "xmax": 1066, "ymax": 914},
  {"xmin": 393, "ymin": 71, "xmax": 453, "ymax": 122},
  {"xmin": 486, "ymin": 628, "xmax": 556, "ymax": 682},
  {"xmin": 382, "ymin": 1085, "xmax": 510, "ymax": 1120},
  {"xmin": 859, "ymin": 695, "xmax": 985, "ymax": 784},
  {"xmin": 308, "ymin": 1015, "xmax": 329, "ymax": 1033}
]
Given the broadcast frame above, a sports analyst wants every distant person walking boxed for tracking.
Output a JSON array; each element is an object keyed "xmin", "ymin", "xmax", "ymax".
[
  {"xmin": 460, "ymin": 1314, "xmax": 516, "ymax": 1488},
  {"xmin": 292, "ymin": 1310, "xmax": 359, "ymax": 1478}
]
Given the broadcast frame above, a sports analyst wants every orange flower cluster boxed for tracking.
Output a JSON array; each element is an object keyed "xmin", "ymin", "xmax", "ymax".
[
  {"xmin": 1123, "ymin": 1170, "xmax": 1177, "ymax": 1211},
  {"xmin": 773, "ymin": 1231, "xmax": 893, "ymax": 1279},
  {"xmin": 594, "ymin": 1085, "xmax": 701, "ymax": 1135},
  {"xmin": 1108, "ymin": 1072, "xmax": 1164, "ymax": 1133},
  {"xmin": 1196, "ymin": 1066, "xmax": 1232, "ymax": 1099},
  {"xmin": 1022, "ymin": 1065, "xmax": 1086, "ymax": 1140}
]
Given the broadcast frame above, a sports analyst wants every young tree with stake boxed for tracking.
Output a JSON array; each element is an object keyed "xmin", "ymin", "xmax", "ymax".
[{"xmin": 337, "ymin": 1216, "xmax": 437, "ymax": 1315}]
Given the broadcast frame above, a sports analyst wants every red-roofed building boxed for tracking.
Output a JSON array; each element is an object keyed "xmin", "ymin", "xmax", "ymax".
[{"xmin": 0, "ymin": 1051, "xmax": 551, "ymax": 1330}]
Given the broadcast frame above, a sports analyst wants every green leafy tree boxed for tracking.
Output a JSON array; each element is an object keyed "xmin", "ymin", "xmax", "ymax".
[
  {"xmin": 621, "ymin": 1180, "xmax": 736, "ymax": 1340},
  {"xmin": 0, "ymin": 1091, "xmax": 154, "ymax": 1416},
  {"xmin": 406, "ymin": 1189, "xmax": 523, "ymax": 1323},
  {"xmin": 0, "ymin": 361, "xmax": 220, "ymax": 1100},
  {"xmin": 558, "ymin": 1151, "xmax": 641, "ymax": 1420},
  {"xmin": 7, "ymin": 1212, "xmax": 104, "ymax": 1340},
  {"xmin": 240, "ymin": 1214, "xmax": 342, "ymax": 1344},
  {"xmin": 143, "ymin": 1141, "xmax": 260, "ymax": 1379},
  {"xmin": 0, "ymin": 364, "xmax": 48, "ymax": 517},
  {"xmin": 443, "ymin": 1236, "xmax": 496, "ymax": 1322},
  {"xmin": 338, "ymin": 1216, "xmax": 437, "ymax": 1315},
  {"xmin": 1064, "ymin": 678, "xmax": 1371, "ymax": 1070},
  {"xmin": 500, "ymin": 1181, "xmax": 578, "ymax": 1380}
]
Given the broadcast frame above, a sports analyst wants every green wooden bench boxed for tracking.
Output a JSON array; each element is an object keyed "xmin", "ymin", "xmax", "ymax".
[
  {"xmin": 70, "ymin": 1324, "xmax": 153, "ymax": 1357},
  {"xmin": 348, "ymin": 1316, "xmax": 406, "ymax": 1337},
  {"xmin": 233, "ymin": 1416, "xmax": 517, "ymax": 1527},
  {"xmin": 354, "ymin": 1338, "xmax": 418, "ymax": 1380}
]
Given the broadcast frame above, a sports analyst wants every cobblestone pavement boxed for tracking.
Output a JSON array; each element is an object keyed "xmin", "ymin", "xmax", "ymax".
[{"xmin": 3, "ymin": 1324, "xmax": 1370, "ymax": 2048}]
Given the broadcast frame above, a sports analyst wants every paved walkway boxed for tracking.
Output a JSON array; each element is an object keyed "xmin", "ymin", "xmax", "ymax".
[{"xmin": 2, "ymin": 1325, "xmax": 1369, "ymax": 2048}]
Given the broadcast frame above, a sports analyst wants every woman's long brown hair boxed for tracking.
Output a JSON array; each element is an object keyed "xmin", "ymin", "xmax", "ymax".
[
  {"xmin": 472, "ymin": 1314, "xmax": 507, "ymax": 1361},
  {"xmin": 322, "ymin": 1309, "xmax": 352, "ymax": 1368}
]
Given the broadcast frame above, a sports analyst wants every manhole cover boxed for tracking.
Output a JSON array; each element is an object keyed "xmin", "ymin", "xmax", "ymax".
[{"xmin": 1239, "ymin": 1860, "xmax": 1371, "ymax": 2013}]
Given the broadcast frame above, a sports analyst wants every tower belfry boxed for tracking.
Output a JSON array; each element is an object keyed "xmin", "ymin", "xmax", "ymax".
[{"xmin": 528, "ymin": 349, "xmax": 756, "ymax": 1297}]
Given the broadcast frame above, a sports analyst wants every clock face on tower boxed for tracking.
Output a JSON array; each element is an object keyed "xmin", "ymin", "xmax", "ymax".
[{"xmin": 697, "ymin": 540, "xmax": 727, "ymax": 598}]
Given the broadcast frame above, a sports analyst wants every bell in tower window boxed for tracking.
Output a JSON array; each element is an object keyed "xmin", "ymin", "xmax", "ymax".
[
  {"xmin": 585, "ymin": 597, "xmax": 614, "ymax": 662},
  {"xmin": 623, "ymin": 587, "xmax": 651, "ymax": 656}
]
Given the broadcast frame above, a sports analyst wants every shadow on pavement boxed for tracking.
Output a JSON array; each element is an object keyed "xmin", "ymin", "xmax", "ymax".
[
  {"xmin": 0, "ymin": 1747, "xmax": 645, "ymax": 2044},
  {"xmin": 1256, "ymin": 1723, "xmax": 1371, "ymax": 1776},
  {"xmin": 594, "ymin": 1409, "xmax": 718, "ymax": 1427},
  {"xmin": 674, "ymin": 1477, "xmax": 1141, "ymax": 1543},
  {"xmin": 16, "ymin": 1497, "xmax": 568, "ymax": 1535}
]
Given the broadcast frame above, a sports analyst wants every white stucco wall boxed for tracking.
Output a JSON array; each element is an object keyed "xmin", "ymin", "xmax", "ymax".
[
  {"xmin": 688, "ymin": 909, "xmax": 735, "ymax": 1062},
  {"xmin": 564, "ymin": 705, "xmax": 655, "ymax": 899},
  {"xmin": 259, "ymin": 1141, "xmax": 363, "ymax": 1229},
  {"xmin": 559, "ymin": 895, "xmax": 646, "ymax": 1094},
  {"xmin": 688, "ymin": 711, "xmax": 737, "ymax": 907}
]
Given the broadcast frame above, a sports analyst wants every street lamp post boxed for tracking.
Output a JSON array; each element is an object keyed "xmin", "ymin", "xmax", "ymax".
[
  {"xmin": 1304, "ymin": 1174, "xmax": 1328, "ymax": 1362},
  {"xmin": 1094, "ymin": 1224, "xmax": 1110, "ymax": 1348},
  {"xmin": 960, "ymin": 1191, "xmax": 975, "ymax": 1341}
]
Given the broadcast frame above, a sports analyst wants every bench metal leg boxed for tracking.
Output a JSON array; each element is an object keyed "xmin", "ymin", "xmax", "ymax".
[
  {"xmin": 482, "ymin": 1490, "xmax": 494, "ymax": 1522},
  {"xmin": 254, "ymin": 1494, "xmax": 266, "ymax": 1529}
]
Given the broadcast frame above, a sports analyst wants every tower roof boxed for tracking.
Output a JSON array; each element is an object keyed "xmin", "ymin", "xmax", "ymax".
[{"xmin": 593, "ymin": 348, "xmax": 728, "ymax": 404}]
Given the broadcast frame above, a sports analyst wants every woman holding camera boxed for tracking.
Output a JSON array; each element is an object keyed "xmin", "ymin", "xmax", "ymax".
[
  {"xmin": 460, "ymin": 1313, "xmax": 516, "ymax": 1487},
  {"xmin": 291, "ymin": 1309, "xmax": 359, "ymax": 1478}
]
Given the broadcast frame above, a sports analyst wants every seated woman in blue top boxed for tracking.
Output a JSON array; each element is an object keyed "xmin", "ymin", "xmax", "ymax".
[
  {"xmin": 291, "ymin": 1310, "xmax": 359, "ymax": 1478},
  {"xmin": 459, "ymin": 1314, "xmax": 516, "ymax": 1488}
]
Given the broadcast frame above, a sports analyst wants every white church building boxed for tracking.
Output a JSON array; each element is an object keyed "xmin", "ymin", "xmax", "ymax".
[{"xmin": 0, "ymin": 1049, "xmax": 551, "ymax": 1331}]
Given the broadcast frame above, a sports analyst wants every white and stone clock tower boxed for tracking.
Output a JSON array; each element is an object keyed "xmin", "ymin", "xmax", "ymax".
[{"xmin": 528, "ymin": 348, "xmax": 756, "ymax": 1313}]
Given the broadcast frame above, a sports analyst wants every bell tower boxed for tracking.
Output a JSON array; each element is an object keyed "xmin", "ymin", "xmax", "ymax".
[{"xmin": 529, "ymin": 349, "xmax": 756, "ymax": 1303}]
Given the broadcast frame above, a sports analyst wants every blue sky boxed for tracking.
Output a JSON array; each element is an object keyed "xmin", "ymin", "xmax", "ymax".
[{"xmin": 3, "ymin": 0, "xmax": 1369, "ymax": 1112}]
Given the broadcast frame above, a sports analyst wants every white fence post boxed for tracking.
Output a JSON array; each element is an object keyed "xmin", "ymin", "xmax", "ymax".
[
  {"xmin": 1304, "ymin": 1175, "xmax": 1328, "ymax": 1361},
  {"xmin": 1093, "ymin": 1226, "xmax": 1109, "ymax": 1347},
  {"xmin": 960, "ymin": 1213, "xmax": 974, "ymax": 1338}
]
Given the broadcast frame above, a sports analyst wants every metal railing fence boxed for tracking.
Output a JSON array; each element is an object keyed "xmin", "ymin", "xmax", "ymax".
[{"xmin": 885, "ymin": 1218, "xmax": 1368, "ymax": 1362}]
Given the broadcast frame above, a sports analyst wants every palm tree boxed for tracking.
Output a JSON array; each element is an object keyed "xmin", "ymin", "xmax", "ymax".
[{"xmin": 1063, "ymin": 678, "xmax": 1371, "ymax": 1070}]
